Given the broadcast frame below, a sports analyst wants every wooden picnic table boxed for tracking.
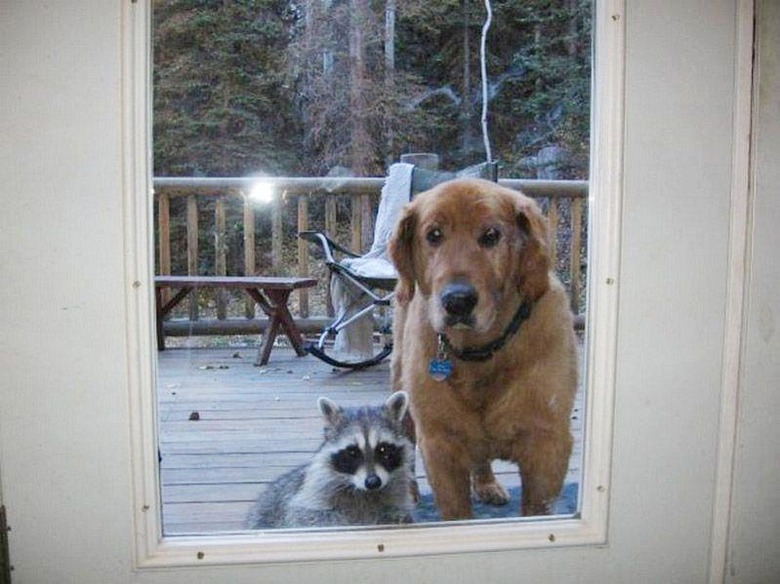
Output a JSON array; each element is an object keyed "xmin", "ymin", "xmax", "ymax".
[{"xmin": 154, "ymin": 275, "xmax": 318, "ymax": 365}]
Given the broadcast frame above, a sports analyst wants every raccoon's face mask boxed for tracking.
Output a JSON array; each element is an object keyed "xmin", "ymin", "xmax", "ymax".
[
  {"xmin": 330, "ymin": 440, "xmax": 406, "ymax": 491},
  {"xmin": 317, "ymin": 391, "xmax": 411, "ymax": 491}
]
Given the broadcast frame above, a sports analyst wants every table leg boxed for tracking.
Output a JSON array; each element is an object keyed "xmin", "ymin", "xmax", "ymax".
[
  {"xmin": 256, "ymin": 316, "xmax": 281, "ymax": 366},
  {"xmin": 264, "ymin": 289, "xmax": 308, "ymax": 356},
  {"xmin": 245, "ymin": 288, "xmax": 308, "ymax": 365},
  {"xmin": 155, "ymin": 286, "xmax": 192, "ymax": 351}
]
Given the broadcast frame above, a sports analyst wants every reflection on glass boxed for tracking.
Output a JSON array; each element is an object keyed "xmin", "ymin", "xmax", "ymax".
[{"xmin": 153, "ymin": 0, "xmax": 591, "ymax": 535}]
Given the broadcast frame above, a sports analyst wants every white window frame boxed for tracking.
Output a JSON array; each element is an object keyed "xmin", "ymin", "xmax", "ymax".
[{"xmin": 122, "ymin": 0, "xmax": 626, "ymax": 568}]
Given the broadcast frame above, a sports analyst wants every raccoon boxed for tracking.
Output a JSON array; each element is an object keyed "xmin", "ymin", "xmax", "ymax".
[{"xmin": 246, "ymin": 391, "xmax": 415, "ymax": 529}]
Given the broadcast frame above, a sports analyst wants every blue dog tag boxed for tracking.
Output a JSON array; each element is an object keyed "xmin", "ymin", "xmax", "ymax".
[{"xmin": 429, "ymin": 358, "xmax": 453, "ymax": 382}]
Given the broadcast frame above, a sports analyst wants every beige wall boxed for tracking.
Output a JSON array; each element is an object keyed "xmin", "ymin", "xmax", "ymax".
[{"xmin": 0, "ymin": 1, "xmax": 777, "ymax": 582}]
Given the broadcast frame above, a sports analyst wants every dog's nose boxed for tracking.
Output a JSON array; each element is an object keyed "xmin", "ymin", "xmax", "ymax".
[
  {"xmin": 365, "ymin": 474, "xmax": 382, "ymax": 490},
  {"xmin": 441, "ymin": 282, "xmax": 478, "ymax": 317}
]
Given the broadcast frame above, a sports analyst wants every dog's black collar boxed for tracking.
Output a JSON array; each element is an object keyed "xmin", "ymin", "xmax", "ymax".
[{"xmin": 438, "ymin": 300, "xmax": 533, "ymax": 362}]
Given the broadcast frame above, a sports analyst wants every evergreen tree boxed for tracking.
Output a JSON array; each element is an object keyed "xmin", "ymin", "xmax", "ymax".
[
  {"xmin": 153, "ymin": 0, "xmax": 302, "ymax": 176},
  {"xmin": 153, "ymin": 0, "xmax": 591, "ymax": 179}
]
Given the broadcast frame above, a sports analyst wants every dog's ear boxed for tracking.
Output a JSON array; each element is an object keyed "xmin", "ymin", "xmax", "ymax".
[
  {"xmin": 389, "ymin": 205, "xmax": 418, "ymax": 305},
  {"xmin": 515, "ymin": 199, "xmax": 551, "ymax": 301}
]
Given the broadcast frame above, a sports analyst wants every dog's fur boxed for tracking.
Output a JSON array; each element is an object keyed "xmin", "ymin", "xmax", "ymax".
[{"xmin": 389, "ymin": 178, "xmax": 578, "ymax": 519}]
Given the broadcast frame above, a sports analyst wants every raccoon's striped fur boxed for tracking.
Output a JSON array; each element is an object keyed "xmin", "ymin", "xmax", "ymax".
[{"xmin": 247, "ymin": 391, "xmax": 415, "ymax": 528}]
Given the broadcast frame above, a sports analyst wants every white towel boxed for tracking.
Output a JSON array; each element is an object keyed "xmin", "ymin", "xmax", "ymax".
[
  {"xmin": 332, "ymin": 163, "xmax": 414, "ymax": 357},
  {"xmin": 340, "ymin": 162, "xmax": 414, "ymax": 278},
  {"xmin": 366, "ymin": 162, "xmax": 415, "ymax": 259}
]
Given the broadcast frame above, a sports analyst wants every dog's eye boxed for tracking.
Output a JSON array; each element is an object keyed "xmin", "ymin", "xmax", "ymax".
[
  {"xmin": 425, "ymin": 227, "xmax": 443, "ymax": 247},
  {"xmin": 479, "ymin": 226, "xmax": 502, "ymax": 248}
]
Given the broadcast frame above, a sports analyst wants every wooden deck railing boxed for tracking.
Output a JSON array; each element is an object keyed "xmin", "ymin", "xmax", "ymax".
[{"xmin": 154, "ymin": 176, "xmax": 588, "ymax": 336}]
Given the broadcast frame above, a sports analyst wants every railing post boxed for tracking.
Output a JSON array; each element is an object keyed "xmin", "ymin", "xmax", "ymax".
[
  {"xmin": 243, "ymin": 197, "xmax": 256, "ymax": 318},
  {"xmin": 297, "ymin": 195, "xmax": 310, "ymax": 317},
  {"xmin": 350, "ymin": 195, "xmax": 362, "ymax": 253},
  {"xmin": 271, "ymin": 192, "xmax": 283, "ymax": 271},
  {"xmin": 570, "ymin": 197, "xmax": 583, "ymax": 315},
  {"xmin": 215, "ymin": 196, "xmax": 227, "ymax": 320},
  {"xmin": 157, "ymin": 191, "xmax": 171, "ymax": 305},
  {"xmin": 548, "ymin": 196, "xmax": 559, "ymax": 270},
  {"xmin": 325, "ymin": 195, "xmax": 337, "ymax": 316},
  {"xmin": 360, "ymin": 193, "xmax": 373, "ymax": 252},
  {"xmin": 186, "ymin": 195, "xmax": 199, "ymax": 321},
  {"xmin": 158, "ymin": 192, "xmax": 171, "ymax": 275}
]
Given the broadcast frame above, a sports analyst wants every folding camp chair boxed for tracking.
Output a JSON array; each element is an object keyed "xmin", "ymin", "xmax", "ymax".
[{"xmin": 299, "ymin": 160, "xmax": 498, "ymax": 369}]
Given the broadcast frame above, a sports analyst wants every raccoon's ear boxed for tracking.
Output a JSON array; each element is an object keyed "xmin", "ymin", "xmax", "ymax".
[
  {"xmin": 384, "ymin": 391, "xmax": 409, "ymax": 425},
  {"xmin": 317, "ymin": 396, "xmax": 344, "ymax": 427}
]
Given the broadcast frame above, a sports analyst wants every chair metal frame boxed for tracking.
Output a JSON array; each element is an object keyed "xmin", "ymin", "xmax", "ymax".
[{"xmin": 298, "ymin": 231, "xmax": 397, "ymax": 369}]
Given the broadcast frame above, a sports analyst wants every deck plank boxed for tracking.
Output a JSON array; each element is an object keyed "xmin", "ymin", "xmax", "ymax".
[{"xmin": 157, "ymin": 346, "xmax": 584, "ymax": 534}]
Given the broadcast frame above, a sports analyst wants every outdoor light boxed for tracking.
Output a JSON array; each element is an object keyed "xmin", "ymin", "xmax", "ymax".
[{"xmin": 249, "ymin": 180, "xmax": 275, "ymax": 204}]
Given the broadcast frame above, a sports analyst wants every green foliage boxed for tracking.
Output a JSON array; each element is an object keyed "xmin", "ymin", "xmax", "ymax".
[
  {"xmin": 154, "ymin": 0, "xmax": 591, "ymax": 179},
  {"xmin": 395, "ymin": 0, "xmax": 591, "ymax": 175},
  {"xmin": 153, "ymin": 0, "xmax": 302, "ymax": 176}
]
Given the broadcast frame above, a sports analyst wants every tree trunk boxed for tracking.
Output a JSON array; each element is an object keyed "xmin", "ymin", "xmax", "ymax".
[
  {"xmin": 349, "ymin": 0, "xmax": 371, "ymax": 175},
  {"xmin": 460, "ymin": 0, "xmax": 474, "ymax": 154},
  {"xmin": 384, "ymin": 0, "xmax": 396, "ymax": 165},
  {"xmin": 566, "ymin": 0, "xmax": 579, "ymax": 58}
]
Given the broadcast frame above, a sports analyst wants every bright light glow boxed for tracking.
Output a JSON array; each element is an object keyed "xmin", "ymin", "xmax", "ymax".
[{"xmin": 249, "ymin": 181, "xmax": 275, "ymax": 204}]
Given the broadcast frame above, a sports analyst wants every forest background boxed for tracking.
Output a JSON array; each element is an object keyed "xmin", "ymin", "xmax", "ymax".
[{"xmin": 153, "ymin": 0, "xmax": 592, "ymax": 181}]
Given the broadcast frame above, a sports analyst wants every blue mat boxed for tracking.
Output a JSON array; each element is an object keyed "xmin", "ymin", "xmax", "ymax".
[{"xmin": 411, "ymin": 482, "xmax": 579, "ymax": 523}]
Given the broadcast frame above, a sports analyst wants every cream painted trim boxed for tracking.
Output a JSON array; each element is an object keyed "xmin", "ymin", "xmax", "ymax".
[
  {"xmin": 124, "ymin": 0, "xmax": 626, "ymax": 567},
  {"xmin": 708, "ymin": 1, "xmax": 755, "ymax": 582},
  {"xmin": 578, "ymin": 0, "xmax": 626, "ymax": 542},
  {"xmin": 122, "ymin": 0, "xmax": 163, "ymax": 567}
]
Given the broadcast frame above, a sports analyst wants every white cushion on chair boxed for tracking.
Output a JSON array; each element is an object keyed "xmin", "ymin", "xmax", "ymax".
[{"xmin": 339, "ymin": 256, "xmax": 397, "ymax": 280}]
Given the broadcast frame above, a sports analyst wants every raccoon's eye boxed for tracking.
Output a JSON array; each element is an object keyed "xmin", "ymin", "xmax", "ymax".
[
  {"xmin": 478, "ymin": 226, "xmax": 502, "ymax": 248},
  {"xmin": 331, "ymin": 444, "xmax": 364, "ymax": 475},
  {"xmin": 376, "ymin": 442, "xmax": 403, "ymax": 470}
]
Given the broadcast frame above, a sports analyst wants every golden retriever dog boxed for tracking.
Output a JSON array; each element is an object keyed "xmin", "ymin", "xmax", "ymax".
[{"xmin": 389, "ymin": 178, "xmax": 578, "ymax": 519}]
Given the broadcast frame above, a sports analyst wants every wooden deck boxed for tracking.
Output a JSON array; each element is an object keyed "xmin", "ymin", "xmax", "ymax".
[{"xmin": 158, "ymin": 345, "xmax": 584, "ymax": 535}]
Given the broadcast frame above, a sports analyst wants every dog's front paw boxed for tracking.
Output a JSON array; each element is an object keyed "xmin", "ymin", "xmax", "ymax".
[{"xmin": 473, "ymin": 481, "xmax": 510, "ymax": 506}]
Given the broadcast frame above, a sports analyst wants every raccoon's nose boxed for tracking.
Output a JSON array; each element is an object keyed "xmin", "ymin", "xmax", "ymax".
[
  {"xmin": 441, "ymin": 282, "xmax": 478, "ymax": 317},
  {"xmin": 365, "ymin": 474, "xmax": 382, "ymax": 490}
]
